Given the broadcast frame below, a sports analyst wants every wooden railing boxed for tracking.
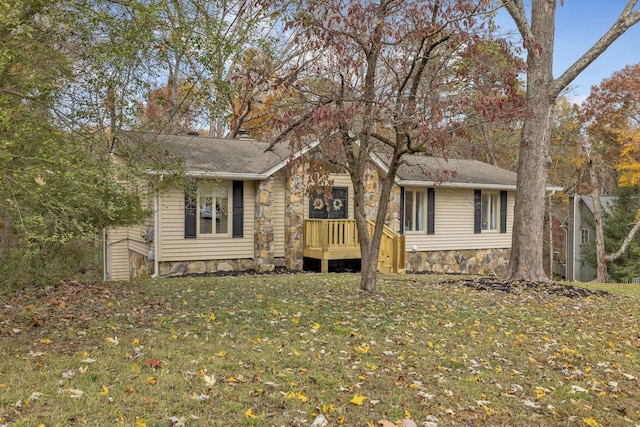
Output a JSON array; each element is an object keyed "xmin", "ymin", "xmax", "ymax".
[
  {"xmin": 303, "ymin": 219, "xmax": 405, "ymax": 274},
  {"xmin": 367, "ymin": 220, "xmax": 406, "ymax": 274}
]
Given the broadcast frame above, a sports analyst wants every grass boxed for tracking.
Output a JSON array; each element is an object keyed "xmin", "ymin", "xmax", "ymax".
[{"xmin": 1, "ymin": 273, "xmax": 639, "ymax": 426}]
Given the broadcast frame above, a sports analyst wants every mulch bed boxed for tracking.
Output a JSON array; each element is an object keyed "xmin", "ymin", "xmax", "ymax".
[{"xmin": 441, "ymin": 277, "xmax": 610, "ymax": 298}]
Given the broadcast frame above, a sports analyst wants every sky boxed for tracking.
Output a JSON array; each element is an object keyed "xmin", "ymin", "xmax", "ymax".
[{"xmin": 495, "ymin": 1, "xmax": 640, "ymax": 104}]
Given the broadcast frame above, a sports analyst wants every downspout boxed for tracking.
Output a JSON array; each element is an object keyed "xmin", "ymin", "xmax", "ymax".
[
  {"xmin": 103, "ymin": 227, "xmax": 108, "ymax": 281},
  {"xmin": 151, "ymin": 175, "xmax": 162, "ymax": 278},
  {"xmin": 571, "ymin": 195, "xmax": 578, "ymax": 281},
  {"xmin": 548, "ymin": 190, "xmax": 555, "ymax": 278}
]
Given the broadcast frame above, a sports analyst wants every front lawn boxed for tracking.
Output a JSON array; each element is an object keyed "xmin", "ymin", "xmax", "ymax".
[{"xmin": 1, "ymin": 274, "xmax": 639, "ymax": 426}]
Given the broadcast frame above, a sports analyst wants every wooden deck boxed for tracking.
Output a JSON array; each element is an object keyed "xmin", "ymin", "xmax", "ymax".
[{"xmin": 303, "ymin": 219, "xmax": 405, "ymax": 274}]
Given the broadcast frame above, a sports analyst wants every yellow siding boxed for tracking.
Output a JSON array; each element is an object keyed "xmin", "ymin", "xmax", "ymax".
[
  {"xmin": 405, "ymin": 188, "xmax": 514, "ymax": 251},
  {"xmin": 128, "ymin": 223, "xmax": 152, "ymax": 255},
  {"xmin": 125, "ymin": 178, "xmax": 154, "ymax": 256},
  {"xmin": 158, "ymin": 181, "xmax": 255, "ymax": 261},
  {"xmin": 106, "ymin": 227, "xmax": 130, "ymax": 281}
]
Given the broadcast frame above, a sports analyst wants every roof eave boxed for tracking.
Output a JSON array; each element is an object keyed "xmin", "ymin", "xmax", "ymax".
[
  {"xmin": 398, "ymin": 180, "xmax": 517, "ymax": 190},
  {"xmin": 398, "ymin": 181, "xmax": 563, "ymax": 192},
  {"xmin": 143, "ymin": 140, "xmax": 320, "ymax": 181}
]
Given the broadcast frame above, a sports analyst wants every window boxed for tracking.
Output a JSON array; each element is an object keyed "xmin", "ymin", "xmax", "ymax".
[
  {"xmin": 581, "ymin": 229, "xmax": 589, "ymax": 244},
  {"xmin": 185, "ymin": 180, "xmax": 243, "ymax": 239},
  {"xmin": 199, "ymin": 183, "xmax": 229, "ymax": 235},
  {"xmin": 404, "ymin": 189, "xmax": 426, "ymax": 232},
  {"xmin": 474, "ymin": 190, "xmax": 507, "ymax": 234},
  {"xmin": 309, "ymin": 187, "xmax": 348, "ymax": 219},
  {"xmin": 481, "ymin": 192, "xmax": 498, "ymax": 231},
  {"xmin": 400, "ymin": 187, "xmax": 434, "ymax": 234}
]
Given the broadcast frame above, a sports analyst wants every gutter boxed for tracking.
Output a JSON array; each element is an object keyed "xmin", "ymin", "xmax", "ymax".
[{"xmin": 398, "ymin": 180, "xmax": 518, "ymax": 190}]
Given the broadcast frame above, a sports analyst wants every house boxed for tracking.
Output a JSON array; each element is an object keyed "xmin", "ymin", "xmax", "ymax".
[
  {"xmin": 565, "ymin": 194, "xmax": 616, "ymax": 282},
  {"xmin": 104, "ymin": 133, "xmax": 558, "ymax": 280}
]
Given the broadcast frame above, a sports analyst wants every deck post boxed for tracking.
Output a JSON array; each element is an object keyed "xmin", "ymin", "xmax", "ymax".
[{"xmin": 321, "ymin": 221, "xmax": 329, "ymax": 273}]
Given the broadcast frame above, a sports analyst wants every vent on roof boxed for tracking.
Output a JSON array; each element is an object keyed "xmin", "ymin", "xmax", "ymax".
[{"xmin": 237, "ymin": 129, "xmax": 252, "ymax": 140}]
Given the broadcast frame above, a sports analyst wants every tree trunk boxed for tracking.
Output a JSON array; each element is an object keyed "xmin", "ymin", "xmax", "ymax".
[
  {"xmin": 352, "ymin": 168, "xmax": 378, "ymax": 292},
  {"xmin": 588, "ymin": 164, "xmax": 608, "ymax": 283},
  {"xmin": 506, "ymin": 0, "xmax": 640, "ymax": 282},
  {"xmin": 508, "ymin": 0, "xmax": 555, "ymax": 282}
]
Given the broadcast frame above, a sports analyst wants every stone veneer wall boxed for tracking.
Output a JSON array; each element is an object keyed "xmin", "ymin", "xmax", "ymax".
[
  {"xmin": 129, "ymin": 250, "xmax": 148, "ymax": 279},
  {"xmin": 254, "ymin": 176, "xmax": 276, "ymax": 272},
  {"xmin": 284, "ymin": 163, "xmax": 305, "ymax": 270},
  {"xmin": 158, "ymin": 258, "xmax": 256, "ymax": 276},
  {"xmin": 406, "ymin": 248, "xmax": 511, "ymax": 277},
  {"xmin": 363, "ymin": 163, "xmax": 401, "ymax": 230}
]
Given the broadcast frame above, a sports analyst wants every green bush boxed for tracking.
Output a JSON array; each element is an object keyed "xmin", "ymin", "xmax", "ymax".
[{"xmin": 0, "ymin": 236, "xmax": 103, "ymax": 290}]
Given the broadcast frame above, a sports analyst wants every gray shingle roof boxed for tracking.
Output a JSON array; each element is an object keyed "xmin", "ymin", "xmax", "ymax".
[
  {"xmin": 120, "ymin": 132, "xmax": 293, "ymax": 177},
  {"xmin": 393, "ymin": 154, "xmax": 518, "ymax": 189},
  {"xmin": 121, "ymin": 133, "xmax": 557, "ymax": 190},
  {"xmin": 579, "ymin": 195, "xmax": 616, "ymax": 213}
]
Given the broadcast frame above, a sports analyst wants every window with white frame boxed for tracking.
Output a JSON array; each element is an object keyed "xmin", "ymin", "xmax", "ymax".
[
  {"xmin": 404, "ymin": 189, "xmax": 426, "ymax": 232},
  {"xmin": 199, "ymin": 183, "xmax": 230, "ymax": 235},
  {"xmin": 481, "ymin": 192, "xmax": 498, "ymax": 231},
  {"xmin": 581, "ymin": 229, "xmax": 589, "ymax": 244}
]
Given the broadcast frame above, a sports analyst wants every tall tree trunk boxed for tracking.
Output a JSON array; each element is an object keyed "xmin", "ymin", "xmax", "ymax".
[
  {"xmin": 586, "ymin": 155, "xmax": 608, "ymax": 282},
  {"xmin": 352, "ymin": 171, "xmax": 377, "ymax": 292},
  {"xmin": 507, "ymin": 0, "xmax": 555, "ymax": 282},
  {"xmin": 505, "ymin": 0, "xmax": 640, "ymax": 282}
]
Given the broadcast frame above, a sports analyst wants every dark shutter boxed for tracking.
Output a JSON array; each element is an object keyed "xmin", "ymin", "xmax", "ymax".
[
  {"xmin": 500, "ymin": 190, "xmax": 507, "ymax": 233},
  {"xmin": 474, "ymin": 189, "xmax": 482, "ymax": 234},
  {"xmin": 184, "ymin": 179, "xmax": 197, "ymax": 238},
  {"xmin": 399, "ymin": 187, "xmax": 405, "ymax": 234},
  {"xmin": 427, "ymin": 188, "xmax": 435, "ymax": 235},
  {"xmin": 232, "ymin": 181, "xmax": 244, "ymax": 238}
]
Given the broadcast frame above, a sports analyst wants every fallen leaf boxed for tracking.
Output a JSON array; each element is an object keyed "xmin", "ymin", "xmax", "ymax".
[
  {"xmin": 147, "ymin": 376, "xmax": 158, "ymax": 385},
  {"xmin": 245, "ymin": 408, "xmax": 259, "ymax": 419},
  {"xmin": 354, "ymin": 345, "xmax": 370, "ymax": 353},
  {"xmin": 311, "ymin": 414, "xmax": 329, "ymax": 427},
  {"xmin": 286, "ymin": 390, "xmax": 308, "ymax": 402},
  {"xmin": 571, "ymin": 385, "xmax": 589, "ymax": 393},
  {"xmin": 350, "ymin": 394, "xmax": 367, "ymax": 405},
  {"xmin": 147, "ymin": 358, "xmax": 163, "ymax": 368},
  {"xmin": 135, "ymin": 419, "xmax": 146, "ymax": 427},
  {"xmin": 168, "ymin": 416, "xmax": 186, "ymax": 427},
  {"xmin": 100, "ymin": 385, "xmax": 110, "ymax": 396},
  {"xmin": 192, "ymin": 393, "xmax": 210, "ymax": 401},
  {"xmin": 125, "ymin": 387, "xmax": 135, "ymax": 394},
  {"xmin": 64, "ymin": 388, "xmax": 85, "ymax": 398},
  {"xmin": 582, "ymin": 417, "xmax": 603, "ymax": 427},
  {"xmin": 204, "ymin": 374, "xmax": 216, "ymax": 387}
]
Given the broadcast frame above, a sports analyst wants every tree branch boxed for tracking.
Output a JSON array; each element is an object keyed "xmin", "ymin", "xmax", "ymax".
[
  {"xmin": 552, "ymin": 0, "xmax": 640, "ymax": 98},
  {"xmin": 605, "ymin": 214, "xmax": 640, "ymax": 262},
  {"xmin": 503, "ymin": 0, "xmax": 534, "ymax": 42}
]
